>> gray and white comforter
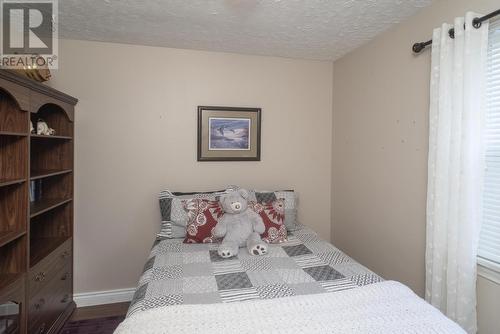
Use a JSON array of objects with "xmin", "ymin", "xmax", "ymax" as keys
[
  {"xmin": 127, "ymin": 225, "xmax": 383, "ymax": 317},
  {"xmin": 117, "ymin": 281, "xmax": 464, "ymax": 334}
]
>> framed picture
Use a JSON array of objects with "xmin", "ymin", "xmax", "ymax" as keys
[{"xmin": 197, "ymin": 106, "xmax": 261, "ymax": 161}]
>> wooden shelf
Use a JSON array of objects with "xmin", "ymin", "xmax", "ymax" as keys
[
  {"xmin": 0, "ymin": 230, "xmax": 26, "ymax": 248},
  {"xmin": 0, "ymin": 131, "xmax": 28, "ymax": 137},
  {"xmin": 0, "ymin": 273, "xmax": 23, "ymax": 291},
  {"xmin": 30, "ymin": 169, "xmax": 72, "ymax": 180},
  {"xmin": 30, "ymin": 237, "xmax": 69, "ymax": 267},
  {"xmin": 0, "ymin": 178, "xmax": 25, "ymax": 188},
  {"xmin": 1, "ymin": 69, "xmax": 77, "ymax": 334},
  {"xmin": 30, "ymin": 198, "xmax": 72, "ymax": 218},
  {"xmin": 0, "ymin": 136, "xmax": 27, "ymax": 185},
  {"xmin": 31, "ymin": 134, "xmax": 72, "ymax": 140}
]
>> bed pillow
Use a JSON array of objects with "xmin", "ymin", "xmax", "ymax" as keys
[
  {"xmin": 183, "ymin": 199, "xmax": 224, "ymax": 243},
  {"xmin": 158, "ymin": 189, "xmax": 229, "ymax": 239},
  {"xmin": 248, "ymin": 189, "xmax": 298, "ymax": 231},
  {"xmin": 249, "ymin": 199, "xmax": 288, "ymax": 244}
]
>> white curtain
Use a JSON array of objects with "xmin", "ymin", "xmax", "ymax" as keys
[{"xmin": 426, "ymin": 12, "xmax": 489, "ymax": 334}]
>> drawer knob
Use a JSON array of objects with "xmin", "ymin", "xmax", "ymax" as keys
[
  {"xmin": 61, "ymin": 294, "xmax": 70, "ymax": 303},
  {"xmin": 37, "ymin": 322, "xmax": 46, "ymax": 334},
  {"xmin": 61, "ymin": 272, "xmax": 70, "ymax": 281},
  {"xmin": 34, "ymin": 298, "xmax": 45, "ymax": 310},
  {"xmin": 34, "ymin": 271, "xmax": 46, "ymax": 282}
]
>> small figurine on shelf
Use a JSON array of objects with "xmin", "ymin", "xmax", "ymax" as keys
[
  {"xmin": 30, "ymin": 121, "xmax": 35, "ymax": 134},
  {"xmin": 36, "ymin": 119, "xmax": 55, "ymax": 135}
]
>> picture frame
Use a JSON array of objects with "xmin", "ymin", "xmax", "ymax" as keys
[{"xmin": 197, "ymin": 106, "xmax": 261, "ymax": 161}]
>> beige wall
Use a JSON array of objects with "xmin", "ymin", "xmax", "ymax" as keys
[
  {"xmin": 332, "ymin": 0, "xmax": 500, "ymax": 333},
  {"xmin": 48, "ymin": 39, "xmax": 333, "ymax": 294}
]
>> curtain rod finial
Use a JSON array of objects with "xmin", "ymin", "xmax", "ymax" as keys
[{"xmin": 413, "ymin": 42, "xmax": 426, "ymax": 53}]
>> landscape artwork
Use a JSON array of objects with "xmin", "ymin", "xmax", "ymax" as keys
[
  {"xmin": 208, "ymin": 117, "xmax": 251, "ymax": 150},
  {"xmin": 197, "ymin": 106, "xmax": 261, "ymax": 161}
]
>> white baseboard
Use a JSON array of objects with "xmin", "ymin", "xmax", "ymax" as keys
[{"xmin": 74, "ymin": 288, "xmax": 135, "ymax": 307}]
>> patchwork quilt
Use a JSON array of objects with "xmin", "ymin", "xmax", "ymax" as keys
[{"xmin": 127, "ymin": 225, "xmax": 383, "ymax": 317}]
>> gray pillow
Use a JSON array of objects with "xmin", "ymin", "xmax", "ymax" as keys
[{"xmin": 158, "ymin": 189, "xmax": 229, "ymax": 239}]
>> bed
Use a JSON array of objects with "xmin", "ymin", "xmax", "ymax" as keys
[{"xmin": 115, "ymin": 224, "xmax": 464, "ymax": 334}]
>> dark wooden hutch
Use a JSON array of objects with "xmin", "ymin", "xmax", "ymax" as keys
[{"xmin": 0, "ymin": 70, "xmax": 77, "ymax": 334}]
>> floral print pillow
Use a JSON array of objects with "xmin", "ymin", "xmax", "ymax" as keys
[
  {"xmin": 249, "ymin": 199, "xmax": 288, "ymax": 244},
  {"xmin": 183, "ymin": 198, "xmax": 287, "ymax": 244},
  {"xmin": 182, "ymin": 199, "xmax": 224, "ymax": 243}
]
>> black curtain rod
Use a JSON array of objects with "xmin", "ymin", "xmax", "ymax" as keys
[{"xmin": 412, "ymin": 8, "xmax": 500, "ymax": 54}]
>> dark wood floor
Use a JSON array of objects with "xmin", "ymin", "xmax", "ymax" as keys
[{"xmin": 69, "ymin": 302, "xmax": 130, "ymax": 321}]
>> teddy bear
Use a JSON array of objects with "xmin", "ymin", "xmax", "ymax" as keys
[{"xmin": 213, "ymin": 189, "xmax": 268, "ymax": 258}]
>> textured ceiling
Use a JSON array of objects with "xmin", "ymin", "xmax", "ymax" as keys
[{"xmin": 59, "ymin": 0, "xmax": 432, "ymax": 61}]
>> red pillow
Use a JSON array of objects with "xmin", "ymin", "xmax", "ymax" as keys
[
  {"xmin": 183, "ymin": 198, "xmax": 287, "ymax": 244},
  {"xmin": 249, "ymin": 199, "xmax": 287, "ymax": 244},
  {"xmin": 183, "ymin": 199, "xmax": 224, "ymax": 243}
]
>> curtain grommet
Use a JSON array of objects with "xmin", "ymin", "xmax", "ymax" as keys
[{"xmin": 448, "ymin": 28, "xmax": 455, "ymax": 39}]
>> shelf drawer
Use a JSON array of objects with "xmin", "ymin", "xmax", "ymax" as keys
[
  {"xmin": 28, "ymin": 264, "xmax": 72, "ymax": 334},
  {"xmin": 29, "ymin": 238, "xmax": 71, "ymax": 297}
]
